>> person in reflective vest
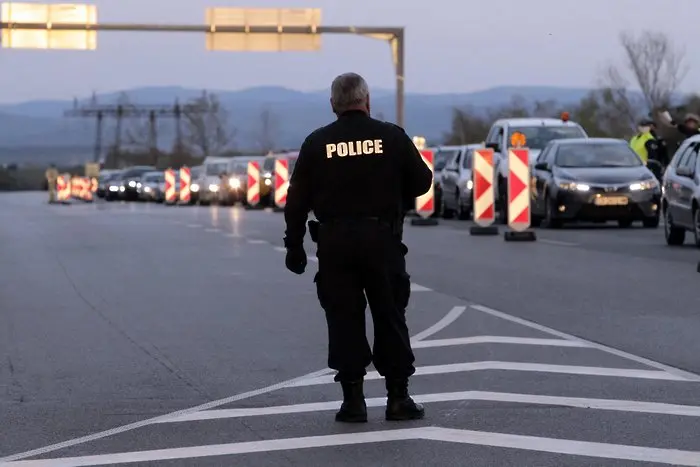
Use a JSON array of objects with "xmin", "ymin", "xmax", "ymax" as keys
[
  {"xmin": 630, "ymin": 118, "xmax": 666, "ymax": 181},
  {"xmin": 45, "ymin": 164, "xmax": 59, "ymax": 203}
]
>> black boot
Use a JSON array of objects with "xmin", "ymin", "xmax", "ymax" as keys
[
  {"xmin": 335, "ymin": 381, "xmax": 368, "ymax": 423},
  {"xmin": 385, "ymin": 378, "xmax": 425, "ymax": 421}
]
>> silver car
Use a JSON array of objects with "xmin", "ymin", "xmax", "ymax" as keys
[
  {"xmin": 138, "ymin": 171, "xmax": 165, "ymax": 202},
  {"xmin": 437, "ymin": 144, "xmax": 481, "ymax": 220}
]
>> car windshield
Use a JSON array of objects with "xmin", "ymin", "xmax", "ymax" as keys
[
  {"xmin": 206, "ymin": 163, "xmax": 228, "ymax": 175},
  {"xmin": 508, "ymin": 126, "xmax": 586, "ymax": 150},
  {"xmin": 461, "ymin": 150, "xmax": 473, "ymax": 168},
  {"xmin": 121, "ymin": 167, "xmax": 154, "ymax": 178},
  {"xmin": 434, "ymin": 150, "xmax": 457, "ymax": 171},
  {"xmin": 555, "ymin": 143, "xmax": 643, "ymax": 168},
  {"xmin": 263, "ymin": 158, "xmax": 275, "ymax": 171}
]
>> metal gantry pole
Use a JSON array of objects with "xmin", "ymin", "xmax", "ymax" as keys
[{"xmin": 0, "ymin": 22, "xmax": 406, "ymax": 127}]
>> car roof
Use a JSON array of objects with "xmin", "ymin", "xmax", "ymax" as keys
[
  {"xmin": 435, "ymin": 144, "xmax": 481, "ymax": 151},
  {"xmin": 554, "ymin": 138, "xmax": 627, "ymax": 145},
  {"xmin": 494, "ymin": 118, "xmax": 581, "ymax": 127}
]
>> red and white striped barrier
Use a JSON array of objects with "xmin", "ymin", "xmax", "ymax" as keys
[
  {"xmin": 57, "ymin": 175, "xmax": 71, "ymax": 202},
  {"xmin": 164, "ymin": 169, "xmax": 177, "ymax": 204},
  {"xmin": 179, "ymin": 166, "xmax": 191, "ymax": 204},
  {"xmin": 415, "ymin": 150, "xmax": 435, "ymax": 218},
  {"xmin": 505, "ymin": 148, "xmax": 535, "ymax": 241},
  {"xmin": 274, "ymin": 158, "xmax": 289, "ymax": 209},
  {"xmin": 247, "ymin": 161, "xmax": 261, "ymax": 206},
  {"xmin": 472, "ymin": 148, "xmax": 495, "ymax": 226}
]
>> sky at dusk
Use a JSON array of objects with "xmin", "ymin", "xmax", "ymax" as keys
[{"xmin": 0, "ymin": 0, "xmax": 698, "ymax": 103}]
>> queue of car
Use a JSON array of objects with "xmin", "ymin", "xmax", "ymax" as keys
[
  {"xmin": 96, "ymin": 151, "xmax": 299, "ymax": 207},
  {"xmin": 430, "ymin": 113, "xmax": 700, "ymax": 248}
]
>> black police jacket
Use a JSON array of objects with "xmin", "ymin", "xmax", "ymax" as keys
[{"xmin": 283, "ymin": 110, "xmax": 433, "ymax": 248}]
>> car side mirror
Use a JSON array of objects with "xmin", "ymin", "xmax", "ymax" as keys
[
  {"xmin": 534, "ymin": 162, "xmax": 550, "ymax": 171},
  {"xmin": 485, "ymin": 142, "xmax": 500, "ymax": 152},
  {"xmin": 676, "ymin": 166, "xmax": 693, "ymax": 177}
]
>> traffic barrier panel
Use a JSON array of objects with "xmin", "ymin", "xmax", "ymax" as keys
[
  {"xmin": 469, "ymin": 148, "xmax": 498, "ymax": 236},
  {"xmin": 164, "ymin": 168, "xmax": 177, "ymax": 204},
  {"xmin": 71, "ymin": 176, "xmax": 81, "ymax": 199},
  {"xmin": 179, "ymin": 167, "xmax": 191, "ymax": 204},
  {"xmin": 81, "ymin": 177, "xmax": 93, "ymax": 202},
  {"xmin": 504, "ymin": 148, "xmax": 536, "ymax": 241},
  {"xmin": 246, "ymin": 161, "xmax": 261, "ymax": 208},
  {"xmin": 410, "ymin": 149, "xmax": 439, "ymax": 226},
  {"xmin": 90, "ymin": 177, "xmax": 98, "ymax": 193},
  {"xmin": 57, "ymin": 174, "xmax": 71, "ymax": 202},
  {"xmin": 274, "ymin": 158, "xmax": 289, "ymax": 211}
]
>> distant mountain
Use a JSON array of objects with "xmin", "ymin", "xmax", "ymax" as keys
[{"xmin": 0, "ymin": 85, "xmax": 593, "ymax": 165}]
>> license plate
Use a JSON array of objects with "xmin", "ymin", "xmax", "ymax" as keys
[{"xmin": 594, "ymin": 196, "xmax": 628, "ymax": 206}]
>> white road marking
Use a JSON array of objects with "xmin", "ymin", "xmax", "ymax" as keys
[
  {"xmin": 0, "ymin": 306, "xmax": 464, "ymax": 462},
  {"xmin": 538, "ymin": 239, "xmax": 578, "ymax": 246},
  {"xmin": 306, "ymin": 256, "xmax": 318, "ymax": 262},
  {"xmin": 204, "ymin": 228, "xmax": 220, "ymax": 233},
  {"xmin": 223, "ymin": 233, "xmax": 243, "ymax": 238},
  {"xmin": 273, "ymin": 246, "xmax": 286, "ymax": 252},
  {"xmin": 161, "ymin": 390, "xmax": 700, "ymax": 423},
  {"xmin": 410, "ymin": 306, "xmax": 466, "ymax": 342},
  {"xmin": 247, "ymin": 239, "xmax": 268, "ymax": 244},
  {"xmin": 186, "ymin": 224, "xmax": 201, "ymax": 228},
  {"xmin": 8, "ymin": 427, "xmax": 700, "ymax": 466},
  {"xmin": 411, "ymin": 336, "xmax": 591, "ymax": 349},
  {"xmin": 287, "ymin": 361, "xmax": 686, "ymax": 387},
  {"xmin": 410, "ymin": 283, "xmax": 432, "ymax": 291},
  {"xmin": 470, "ymin": 304, "xmax": 700, "ymax": 382}
]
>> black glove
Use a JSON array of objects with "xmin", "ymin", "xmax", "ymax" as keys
[
  {"xmin": 308, "ymin": 220, "xmax": 320, "ymax": 243},
  {"xmin": 285, "ymin": 246, "xmax": 307, "ymax": 274}
]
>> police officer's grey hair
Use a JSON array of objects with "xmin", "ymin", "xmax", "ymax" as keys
[{"xmin": 330, "ymin": 73, "xmax": 370, "ymax": 113}]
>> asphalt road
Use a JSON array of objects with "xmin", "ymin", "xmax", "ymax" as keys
[{"xmin": 1, "ymin": 192, "xmax": 700, "ymax": 466}]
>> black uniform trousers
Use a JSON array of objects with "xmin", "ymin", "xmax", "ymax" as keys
[{"xmin": 314, "ymin": 218, "xmax": 416, "ymax": 383}]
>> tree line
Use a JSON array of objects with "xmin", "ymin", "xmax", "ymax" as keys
[{"xmin": 443, "ymin": 30, "xmax": 696, "ymax": 150}]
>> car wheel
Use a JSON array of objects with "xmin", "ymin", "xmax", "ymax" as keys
[
  {"xmin": 543, "ymin": 193, "xmax": 561, "ymax": 229},
  {"xmin": 497, "ymin": 177, "xmax": 508, "ymax": 224},
  {"xmin": 618, "ymin": 219, "xmax": 633, "ymax": 228},
  {"xmin": 440, "ymin": 195, "xmax": 455, "ymax": 219},
  {"xmin": 693, "ymin": 206, "xmax": 700, "ymax": 248},
  {"xmin": 664, "ymin": 205, "xmax": 685, "ymax": 246},
  {"xmin": 456, "ymin": 195, "xmax": 471, "ymax": 220}
]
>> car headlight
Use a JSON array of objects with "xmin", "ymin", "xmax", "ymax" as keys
[
  {"xmin": 144, "ymin": 186, "xmax": 151, "ymax": 193},
  {"xmin": 229, "ymin": 178, "xmax": 241, "ymax": 189},
  {"xmin": 128, "ymin": 180, "xmax": 136, "ymax": 188},
  {"xmin": 119, "ymin": 186, "xmax": 125, "ymax": 192},
  {"xmin": 466, "ymin": 180, "xmax": 473, "ymax": 190},
  {"xmin": 264, "ymin": 178, "xmax": 272, "ymax": 186},
  {"xmin": 629, "ymin": 180, "xmax": 658, "ymax": 191},
  {"xmin": 264, "ymin": 172, "xmax": 272, "ymax": 178},
  {"xmin": 209, "ymin": 184, "xmax": 219, "ymax": 192},
  {"xmin": 190, "ymin": 183, "xmax": 199, "ymax": 192},
  {"xmin": 108, "ymin": 185, "xmax": 118, "ymax": 192},
  {"xmin": 558, "ymin": 180, "xmax": 590, "ymax": 192}
]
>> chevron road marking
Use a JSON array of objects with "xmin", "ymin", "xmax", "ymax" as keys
[
  {"xmin": 411, "ymin": 336, "xmax": 591, "ymax": 349},
  {"xmin": 286, "ymin": 361, "xmax": 687, "ymax": 388},
  {"xmin": 6, "ymin": 427, "xmax": 700, "ymax": 466},
  {"xmin": 160, "ymin": 389, "xmax": 700, "ymax": 423}
]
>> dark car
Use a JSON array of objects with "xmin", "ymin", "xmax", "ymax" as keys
[
  {"xmin": 531, "ymin": 138, "xmax": 661, "ymax": 228},
  {"xmin": 661, "ymin": 134, "xmax": 700, "ymax": 246},
  {"xmin": 119, "ymin": 166, "xmax": 156, "ymax": 201}
]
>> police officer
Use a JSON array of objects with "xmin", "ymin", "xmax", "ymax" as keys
[
  {"xmin": 283, "ymin": 72, "xmax": 432, "ymax": 423},
  {"xmin": 630, "ymin": 118, "xmax": 667, "ymax": 180},
  {"xmin": 45, "ymin": 164, "xmax": 59, "ymax": 203}
]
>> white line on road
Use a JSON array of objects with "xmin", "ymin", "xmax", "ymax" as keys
[
  {"xmin": 0, "ymin": 305, "xmax": 464, "ymax": 462},
  {"xmin": 223, "ymin": 233, "xmax": 243, "ymax": 238},
  {"xmin": 410, "ymin": 283, "xmax": 432, "ymax": 291},
  {"xmin": 287, "ymin": 361, "xmax": 686, "ymax": 387},
  {"xmin": 204, "ymin": 228, "xmax": 220, "ymax": 233},
  {"xmin": 8, "ymin": 427, "xmax": 700, "ymax": 466},
  {"xmin": 186, "ymin": 224, "xmax": 201, "ymax": 228},
  {"xmin": 247, "ymin": 239, "xmax": 268, "ymax": 244},
  {"xmin": 538, "ymin": 239, "xmax": 578, "ymax": 246},
  {"xmin": 161, "ymin": 390, "xmax": 700, "ymax": 423},
  {"xmin": 410, "ymin": 306, "xmax": 466, "ymax": 342},
  {"xmin": 411, "ymin": 336, "xmax": 591, "ymax": 349},
  {"xmin": 273, "ymin": 246, "xmax": 286, "ymax": 252},
  {"xmin": 469, "ymin": 304, "xmax": 700, "ymax": 383}
]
